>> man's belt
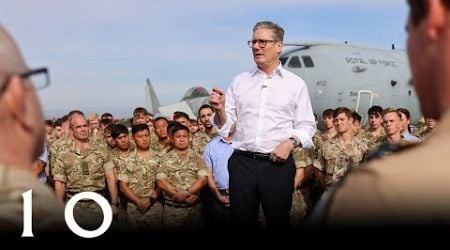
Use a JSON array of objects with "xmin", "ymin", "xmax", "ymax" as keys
[
  {"xmin": 165, "ymin": 200, "xmax": 195, "ymax": 208},
  {"xmin": 66, "ymin": 189, "xmax": 105, "ymax": 198},
  {"xmin": 234, "ymin": 149, "xmax": 271, "ymax": 160}
]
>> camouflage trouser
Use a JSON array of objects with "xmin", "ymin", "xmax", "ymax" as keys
[
  {"xmin": 127, "ymin": 202, "xmax": 163, "ymax": 231},
  {"xmin": 290, "ymin": 189, "xmax": 307, "ymax": 229},
  {"xmin": 162, "ymin": 202, "xmax": 203, "ymax": 231}
]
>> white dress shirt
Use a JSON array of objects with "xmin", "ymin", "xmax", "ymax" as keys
[{"xmin": 213, "ymin": 64, "xmax": 316, "ymax": 153}]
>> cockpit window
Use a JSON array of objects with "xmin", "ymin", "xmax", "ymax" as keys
[
  {"xmin": 280, "ymin": 57, "xmax": 288, "ymax": 66},
  {"xmin": 302, "ymin": 56, "xmax": 314, "ymax": 67},
  {"xmin": 288, "ymin": 56, "xmax": 302, "ymax": 68}
]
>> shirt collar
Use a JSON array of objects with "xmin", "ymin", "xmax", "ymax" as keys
[{"xmin": 250, "ymin": 62, "xmax": 284, "ymax": 78}]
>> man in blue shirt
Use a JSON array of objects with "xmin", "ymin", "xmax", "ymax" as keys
[{"xmin": 203, "ymin": 126, "xmax": 235, "ymax": 229}]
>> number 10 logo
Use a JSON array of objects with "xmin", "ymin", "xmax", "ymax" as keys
[{"xmin": 22, "ymin": 189, "xmax": 113, "ymax": 238}]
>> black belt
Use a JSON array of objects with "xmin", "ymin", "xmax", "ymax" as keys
[
  {"xmin": 234, "ymin": 149, "xmax": 271, "ymax": 160},
  {"xmin": 165, "ymin": 200, "xmax": 195, "ymax": 208}
]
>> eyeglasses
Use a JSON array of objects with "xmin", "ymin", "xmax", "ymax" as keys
[
  {"xmin": 0, "ymin": 67, "xmax": 50, "ymax": 97},
  {"xmin": 247, "ymin": 39, "xmax": 278, "ymax": 48}
]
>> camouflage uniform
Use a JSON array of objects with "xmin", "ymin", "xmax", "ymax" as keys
[
  {"xmin": 315, "ymin": 137, "xmax": 368, "ymax": 189},
  {"xmin": 150, "ymin": 135, "xmax": 170, "ymax": 154},
  {"xmin": 104, "ymin": 148, "xmax": 132, "ymax": 223},
  {"xmin": 0, "ymin": 164, "xmax": 65, "ymax": 233},
  {"xmin": 206, "ymin": 127, "xmax": 218, "ymax": 140},
  {"xmin": 118, "ymin": 149, "xmax": 163, "ymax": 230},
  {"xmin": 290, "ymin": 188, "xmax": 308, "ymax": 229},
  {"xmin": 156, "ymin": 149, "xmax": 208, "ymax": 231},
  {"xmin": 48, "ymin": 136, "xmax": 72, "ymax": 177},
  {"xmin": 191, "ymin": 131, "xmax": 211, "ymax": 155},
  {"xmin": 362, "ymin": 127, "xmax": 386, "ymax": 153},
  {"xmin": 290, "ymin": 146, "xmax": 309, "ymax": 227},
  {"xmin": 52, "ymin": 138, "xmax": 111, "ymax": 226},
  {"xmin": 414, "ymin": 126, "xmax": 434, "ymax": 140},
  {"xmin": 367, "ymin": 136, "xmax": 411, "ymax": 159}
]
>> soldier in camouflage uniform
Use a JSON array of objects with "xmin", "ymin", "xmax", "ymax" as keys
[
  {"xmin": 151, "ymin": 117, "xmax": 171, "ymax": 153},
  {"xmin": 366, "ymin": 108, "xmax": 411, "ymax": 159},
  {"xmin": 90, "ymin": 118, "xmax": 115, "ymax": 152},
  {"xmin": 414, "ymin": 116, "xmax": 438, "ymax": 140},
  {"xmin": 173, "ymin": 111, "xmax": 211, "ymax": 155},
  {"xmin": 315, "ymin": 107, "xmax": 368, "ymax": 189},
  {"xmin": 156, "ymin": 124, "xmax": 208, "ymax": 231},
  {"xmin": 88, "ymin": 112, "xmax": 101, "ymax": 138},
  {"xmin": 290, "ymin": 147, "xmax": 310, "ymax": 228},
  {"xmin": 132, "ymin": 107, "xmax": 150, "ymax": 126},
  {"xmin": 0, "ymin": 25, "xmax": 65, "ymax": 233},
  {"xmin": 319, "ymin": 109, "xmax": 337, "ymax": 142},
  {"xmin": 362, "ymin": 105, "xmax": 386, "ymax": 152},
  {"xmin": 53, "ymin": 112, "xmax": 119, "ymax": 227},
  {"xmin": 118, "ymin": 124, "xmax": 163, "ymax": 231},
  {"xmin": 103, "ymin": 124, "xmax": 133, "ymax": 223},
  {"xmin": 351, "ymin": 111, "xmax": 365, "ymax": 140}
]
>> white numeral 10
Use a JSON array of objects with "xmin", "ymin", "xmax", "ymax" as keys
[{"xmin": 22, "ymin": 190, "xmax": 113, "ymax": 238}]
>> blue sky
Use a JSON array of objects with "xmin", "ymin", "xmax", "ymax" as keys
[{"xmin": 0, "ymin": 0, "xmax": 408, "ymax": 118}]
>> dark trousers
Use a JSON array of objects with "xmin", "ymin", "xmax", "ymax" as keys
[
  {"xmin": 208, "ymin": 192, "xmax": 231, "ymax": 230},
  {"xmin": 228, "ymin": 152, "xmax": 296, "ymax": 230}
]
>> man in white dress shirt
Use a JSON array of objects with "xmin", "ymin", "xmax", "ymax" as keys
[{"xmin": 209, "ymin": 21, "xmax": 316, "ymax": 230}]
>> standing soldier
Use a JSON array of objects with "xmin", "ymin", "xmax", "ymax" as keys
[
  {"xmin": 366, "ymin": 108, "xmax": 411, "ymax": 159},
  {"xmin": 151, "ymin": 117, "xmax": 171, "ymax": 153},
  {"xmin": 104, "ymin": 124, "xmax": 133, "ymax": 223},
  {"xmin": 363, "ymin": 105, "xmax": 386, "ymax": 153},
  {"xmin": 414, "ymin": 116, "xmax": 438, "ymax": 140},
  {"xmin": 156, "ymin": 124, "xmax": 208, "ymax": 231},
  {"xmin": 118, "ymin": 124, "xmax": 163, "ymax": 231},
  {"xmin": 53, "ymin": 112, "xmax": 118, "ymax": 226},
  {"xmin": 315, "ymin": 107, "xmax": 367, "ymax": 189}
]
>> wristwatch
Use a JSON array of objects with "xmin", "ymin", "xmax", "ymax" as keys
[{"xmin": 288, "ymin": 137, "xmax": 300, "ymax": 147}]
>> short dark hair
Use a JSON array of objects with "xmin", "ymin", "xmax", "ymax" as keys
[
  {"xmin": 170, "ymin": 123, "xmax": 189, "ymax": 137},
  {"xmin": 173, "ymin": 111, "xmax": 190, "ymax": 121},
  {"xmin": 368, "ymin": 105, "xmax": 383, "ymax": 116},
  {"xmin": 397, "ymin": 108, "xmax": 411, "ymax": 120},
  {"xmin": 153, "ymin": 116, "xmax": 169, "ymax": 125},
  {"xmin": 351, "ymin": 111, "xmax": 362, "ymax": 123},
  {"xmin": 110, "ymin": 124, "xmax": 129, "ymax": 139},
  {"xmin": 333, "ymin": 107, "xmax": 352, "ymax": 119},
  {"xmin": 101, "ymin": 112, "xmax": 113, "ymax": 119},
  {"xmin": 100, "ymin": 117, "xmax": 114, "ymax": 127},
  {"xmin": 131, "ymin": 123, "xmax": 149, "ymax": 135},
  {"xmin": 133, "ymin": 107, "xmax": 148, "ymax": 116},
  {"xmin": 198, "ymin": 104, "xmax": 214, "ymax": 116},
  {"xmin": 45, "ymin": 119, "xmax": 54, "ymax": 127},
  {"xmin": 53, "ymin": 118, "xmax": 62, "ymax": 128},
  {"xmin": 322, "ymin": 109, "xmax": 334, "ymax": 118}
]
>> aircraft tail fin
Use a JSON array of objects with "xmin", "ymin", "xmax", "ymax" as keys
[{"xmin": 145, "ymin": 78, "xmax": 161, "ymax": 115}]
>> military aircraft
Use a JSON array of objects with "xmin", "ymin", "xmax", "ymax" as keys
[
  {"xmin": 145, "ymin": 78, "xmax": 209, "ymax": 119},
  {"xmin": 145, "ymin": 42, "xmax": 420, "ymax": 124},
  {"xmin": 280, "ymin": 42, "xmax": 420, "ymax": 124}
]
